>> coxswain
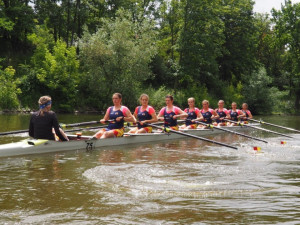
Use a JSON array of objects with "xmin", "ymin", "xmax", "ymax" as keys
[
  {"xmin": 29, "ymin": 96, "xmax": 69, "ymax": 141},
  {"xmin": 213, "ymin": 100, "xmax": 229, "ymax": 126},
  {"xmin": 129, "ymin": 94, "xmax": 158, "ymax": 134},
  {"xmin": 227, "ymin": 102, "xmax": 245, "ymax": 125},
  {"xmin": 241, "ymin": 103, "xmax": 253, "ymax": 124},
  {"xmin": 157, "ymin": 95, "xmax": 187, "ymax": 130},
  {"xmin": 198, "ymin": 100, "xmax": 219, "ymax": 128},
  {"xmin": 179, "ymin": 97, "xmax": 203, "ymax": 129},
  {"xmin": 92, "ymin": 93, "xmax": 136, "ymax": 139}
]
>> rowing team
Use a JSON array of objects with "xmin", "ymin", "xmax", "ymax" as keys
[
  {"xmin": 29, "ymin": 94, "xmax": 252, "ymax": 142},
  {"xmin": 91, "ymin": 93, "xmax": 252, "ymax": 139}
]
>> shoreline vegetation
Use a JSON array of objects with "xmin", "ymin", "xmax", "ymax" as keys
[
  {"xmin": 1, "ymin": 1, "xmax": 300, "ymax": 115},
  {"xmin": 0, "ymin": 110, "xmax": 284, "ymax": 116}
]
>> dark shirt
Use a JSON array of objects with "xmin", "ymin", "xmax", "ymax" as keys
[{"xmin": 29, "ymin": 111, "xmax": 68, "ymax": 141}]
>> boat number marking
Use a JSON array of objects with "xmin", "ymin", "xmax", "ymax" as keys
[{"xmin": 86, "ymin": 141, "xmax": 95, "ymax": 150}]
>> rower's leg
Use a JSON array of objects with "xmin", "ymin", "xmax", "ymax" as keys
[
  {"xmin": 128, "ymin": 127, "xmax": 138, "ymax": 134},
  {"xmin": 93, "ymin": 129, "xmax": 105, "ymax": 139},
  {"xmin": 101, "ymin": 130, "xmax": 116, "ymax": 139},
  {"xmin": 179, "ymin": 124, "xmax": 186, "ymax": 129},
  {"xmin": 136, "ymin": 128, "xmax": 147, "ymax": 134}
]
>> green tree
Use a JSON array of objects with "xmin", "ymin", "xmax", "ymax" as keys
[
  {"xmin": 79, "ymin": 9, "xmax": 157, "ymax": 110},
  {"xmin": 19, "ymin": 25, "xmax": 80, "ymax": 111},
  {"xmin": 242, "ymin": 67, "xmax": 280, "ymax": 114},
  {"xmin": 178, "ymin": 0, "xmax": 225, "ymax": 90},
  {"xmin": 272, "ymin": 0, "xmax": 300, "ymax": 111},
  {"xmin": 254, "ymin": 13, "xmax": 285, "ymax": 88},
  {"xmin": 0, "ymin": 66, "xmax": 21, "ymax": 110},
  {"xmin": 0, "ymin": 0, "xmax": 35, "ymax": 67},
  {"xmin": 218, "ymin": 0, "xmax": 257, "ymax": 83}
]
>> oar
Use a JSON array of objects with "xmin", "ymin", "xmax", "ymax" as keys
[
  {"xmin": 194, "ymin": 121, "xmax": 268, "ymax": 143},
  {"xmin": 145, "ymin": 123, "xmax": 238, "ymax": 150},
  {"xmin": 60, "ymin": 120, "xmax": 115, "ymax": 128},
  {"xmin": 223, "ymin": 119, "xmax": 293, "ymax": 138},
  {"xmin": 64, "ymin": 125, "xmax": 109, "ymax": 133},
  {"xmin": 249, "ymin": 118, "xmax": 300, "ymax": 133},
  {"xmin": 0, "ymin": 129, "xmax": 29, "ymax": 136},
  {"xmin": 0, "ymin": 120, "xmax": 112, "ymax": 136}
]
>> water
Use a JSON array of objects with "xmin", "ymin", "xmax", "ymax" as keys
[{"xmin": 0, "ymin": 114, "xmax": 300, "ymax": 224}]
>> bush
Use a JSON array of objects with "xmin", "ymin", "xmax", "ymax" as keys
[
  {"xmin": 242, "ymin": 67, "xmax": 276, "ymax": 114},
  {"xmin": 0, "ymin": 66, "xmax": 21, "ymax": 110}
]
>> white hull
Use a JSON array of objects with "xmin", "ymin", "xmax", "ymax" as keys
[{"xmin": 0, "ymin": 125, "xmax": 256, "ymax": 157}]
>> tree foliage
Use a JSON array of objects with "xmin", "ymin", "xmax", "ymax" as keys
[
  {"xmin": 272, "ymin": 0, "xmax": 300, "ymax": 111},
  {"xmin": 0, "ymin": 66, "xmax": 21, "ymax": 110},
  {"xmin": 79, "ymin": 9, "xmax": 157, "ymax": 109},
  {"xmin": 19, "ymin": 25, "xmax": 80, "ymax": 112},
  {"xmin": 0, "ymin": 0, "xmax": 299, "ymax": 114}
]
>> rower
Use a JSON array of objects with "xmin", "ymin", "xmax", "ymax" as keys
[
  {"xmin": 227, "ymin": 102, "xmax": 245, "ymax": 126},
  {"xmin": 213, "ymin": 100, "xmax": 229, "ymax": 126},
  {"xmin": 29, "ymin": 96, "xmax": 69, "ymax": 141},
  {"xmin": 179, "ymin": 97, "xmax": 203, "ymax": 129},
  {"xmin": 92, "ymin": 93, "xmax": 136, "ymax": 139},
  {"xmin": 198, "ymin": 100, "xmax": 219, "ymax": 128},
  {"xmin": 241, "ymin": 103, "xmax": 253, "ymax": 124},
  {"xmin": 129, "ymin": 94, "xmax": 158, "ymax": 134},
  {"xmin": 157, "ymin": 95, "xmax": 187, "ymax": 130}
]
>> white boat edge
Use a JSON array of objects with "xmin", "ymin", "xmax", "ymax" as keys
[{"xmin": 0, "ymin": 125, "xmax": 258, "ymax": 158}]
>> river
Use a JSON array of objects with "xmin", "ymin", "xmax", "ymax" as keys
[{"xmin": 0, "ymin": 114, "xmax": 299, "ymax": 224}]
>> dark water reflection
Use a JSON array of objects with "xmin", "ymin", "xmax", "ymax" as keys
[{"xmin": 0, "ymin": 114, "xmax": 300, "ymax": 224}]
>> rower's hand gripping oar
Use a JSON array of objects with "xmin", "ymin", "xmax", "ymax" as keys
[
  {"xmin": 249, "ymin": 118, "xmax": 300, "ymax": 133},
  {"xmin": 194, "ymin": 120, "xmax": 268, "ymax": 143},
  {"xmin": 144, "ymin": 123, "xmax": 238, "ymax": 150},
  {"xmin": 223, "ymin": 119, "xmax": 293, "ymax": 139}
]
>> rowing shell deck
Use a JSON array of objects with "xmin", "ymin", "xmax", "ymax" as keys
[{"xmin": 0, "ymin": 125, "xmax": 257, "ymax": 157}]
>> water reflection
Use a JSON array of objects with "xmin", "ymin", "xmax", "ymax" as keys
[{"xmin": 0, "ymin": 115, "xmax": 300, "ymax": 224}]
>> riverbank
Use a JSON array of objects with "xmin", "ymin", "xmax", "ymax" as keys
[{"xmin": 0, "ymin": 110, "xmax": 292, "ymax": 116}]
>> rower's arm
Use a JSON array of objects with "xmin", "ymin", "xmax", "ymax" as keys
[
  {"xmin": 173, "ymin": 109, "xmax": 188, "ymax": 119},
  {"xmin": 157, "ymin": 111, "xmax": 164, "ymax": 121},
  {"xmin": 248, "ymin": 111, "xmax": 253, "ymax": 119},
  {"xmin": 100, "ymin": 110, "xmax": 110, "ymax": 124},
  {"xmin": 144, "ymin": 112, "xmax": 158, "ymax": 124},
  {"xmin": 123, "ymin": 110, "xmax": 136, "ymax": 123},
  {"xmin": 225, "ymin": 112, "xmax": 231, "ymax": 119},
  {"xmin": 212, "ymin": 110, "xmax": 219, "ymax": 119},
  {"xmin": 238, "ymin": 111, "xmax": 246, "ymax": 118},
  {"xmin": 29, "ymin": 116, "xmax": 34, "ymax": 138},
  {"xmin": 194, "ymin": 112, "xmax": 204, "ymax": 121}
]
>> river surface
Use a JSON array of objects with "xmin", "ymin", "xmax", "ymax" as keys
[{"xmin": 0, "ymin": 114, "xmax": 299, "ymax": 224}]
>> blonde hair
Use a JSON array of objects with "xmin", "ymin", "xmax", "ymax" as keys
[
  {"xmin": 202, "ymin": 100, "xmax": 209, "ymax": 105},
  {"xmin": 38, "ymin": 96, "xmax": 51, "ymax": 105},
  {"xmin": 218, "ymin": 100, "xmax": 224, "ymax": 104},
  {"xmin": 38, "ymin": 96, "xmax": 52, "ymax": 116},
  {"xmin": 139, "ymin": 93, "xmax": 149, "ymax": 101},
  {"xmin": 188, "ymin": 97, "xmax": 195, "ymax": 103}
]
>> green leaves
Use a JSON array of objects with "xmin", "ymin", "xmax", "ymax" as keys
[
  {"xmin": 79, "ymin": 9, "xmax": 157, "ymax": 109},
  {"xmin": 20, "ymin": 25, "xmax": 80, "ymax": 112},
  {"xmin": 0, "ymin": 66, "xmax": 21, "ymax": 110}
]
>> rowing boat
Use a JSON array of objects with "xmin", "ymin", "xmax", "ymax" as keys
[{"xmin": 0, "ymin": 125, "xmax": 258, "ymax": 157}]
